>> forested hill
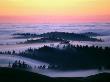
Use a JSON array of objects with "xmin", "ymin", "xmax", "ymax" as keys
[
  {"xmin": 13, "ymin": 32, "xmax": 102, "ymax": 41},
  {"xmin": 38, "ymin": 32, "xmax": 101, "ymax": 41},
  {"xmin": 1, "ymin": 45, "xmax": 110, "ymax": 70}
]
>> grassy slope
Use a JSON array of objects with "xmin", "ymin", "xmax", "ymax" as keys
[{"xmin": 0, "ymin": 67, "xmax": 110, "ymax": 82}]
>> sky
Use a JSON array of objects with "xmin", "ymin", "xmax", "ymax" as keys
[{"xmin": 0, "ymin": 0, "xmax": 110, "ymax": 23}]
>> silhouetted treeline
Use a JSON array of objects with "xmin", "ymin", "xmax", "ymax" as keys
[
  {"xmin": 13, "ymin": 32, "xmax": 102, "ymax": 41},
  {"xmin": 11, "ymin": 60, "xmax": 32, "ymax": 69},
  {"xmin": 0, "ymin": 50, "xmax": 16, "ymax": 55},
  {"xmin": 23, "ymin": 37, "xmax": 64, "ymax": 44},
  {"xmin": 38, "ymin": 32, "xmax": 102, "ymax": 41},
  {"xmin": 12, "ymin": 33, "xmax": 37, "ymax": 39},
  {"xmin": 81, "ymin": 32, "xmax": 101, "ymax": 37},
  {"xmin": 1, "ymin": 45, "xmax": 110, "ymax": 70}
]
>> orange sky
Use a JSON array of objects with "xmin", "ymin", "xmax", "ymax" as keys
[{"xmin": 0, "ymin": 0, "xmax": 110, "ymax": 23}]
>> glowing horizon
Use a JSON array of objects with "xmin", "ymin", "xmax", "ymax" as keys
[{"xmin": 0, "ymin": 0, "xmax": 110, "ymax": 23}]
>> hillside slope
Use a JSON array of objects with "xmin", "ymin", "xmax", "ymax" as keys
[{"xmin": 0, "ymin": 67, "xmax": 110, "ymax": 82}]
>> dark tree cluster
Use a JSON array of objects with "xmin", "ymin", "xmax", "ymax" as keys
[
  {"xmin": 12, "ymin": 33, "xmax": 38, "ymax": 39},
  {"xmin": 0, "ymin": 50, "xmax": 16, "ymax": 55},
  {"xmin": 18, "ymin": 45, "xmax": 110, "ymax": 70},
  {"xmin": 12, "ymin": 60, "xmax": 32, "ymax": 69},
  {"xmin": 23, "ymin": 37, "xmax": 64, "ymax": 44},
  {"xmin": 1, "ymin": 45, "xmax": 110, "ymax": 70},
  {"xmin": 81, "ymin": 32, "xmax": 101, "ymax": 37},
  {"xmin": 38, "ymin": 32, "xmax": 102, "ymax": 41},
  {"xmin": 12, "ymin": 32, "xmax": 102, "ymax": 42}
]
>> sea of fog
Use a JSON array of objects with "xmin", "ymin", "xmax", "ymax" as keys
[
  {"xmin": 0, "ymin": 23, "xmax": 110, "ymax": 77},
  {"xmin": 0, "ymin": 23, "xmax": 110, "ymax": 51}
]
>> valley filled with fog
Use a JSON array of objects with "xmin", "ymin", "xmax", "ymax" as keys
[
  {"xmin": 0, "ymin": 23, "xmax": 110, "ymax": 51},
  {"xmin": 0, "ymin": 23, "xmax": 110, "ymax": 77}
]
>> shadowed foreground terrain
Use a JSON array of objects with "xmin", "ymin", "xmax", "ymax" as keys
[{"xmin": 0, "ymin": 67, "xmax": 110, "ymax": 82}]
